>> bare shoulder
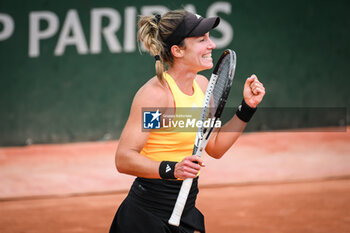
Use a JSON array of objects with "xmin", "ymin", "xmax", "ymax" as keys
[
  {"xmin": 195, "ymin": 74, "xmax": 209, "ymax": 93},
  {"xmin": 133, "ymin": 76, "xmax": 170, "ymax": 109}
]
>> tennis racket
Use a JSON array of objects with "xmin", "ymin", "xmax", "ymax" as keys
[{"xmin": 168, "ymin": 49, "xmax": 237, "ymax": 226}]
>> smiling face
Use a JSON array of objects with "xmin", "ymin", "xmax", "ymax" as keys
[{"xmin": 178, "ymin": 32, "xmax": 216, "ymax": 72}]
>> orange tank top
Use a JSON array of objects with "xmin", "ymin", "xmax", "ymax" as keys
[{"xmin": 140, "ymin": 73, "xmax": 205, "ymax": 162}]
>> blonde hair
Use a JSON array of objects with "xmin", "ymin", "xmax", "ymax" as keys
[{"xmin": 137, "ymin": 10, "xmax": 187, "ymax": 84}]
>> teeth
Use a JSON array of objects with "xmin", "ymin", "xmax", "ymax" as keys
[{"xmin": 203, "ymin": 54, "xmax": 211, "ymax": 58}]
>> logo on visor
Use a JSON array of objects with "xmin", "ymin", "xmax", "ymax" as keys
[
  {"xmin": 195, "ymin": 14, "xmax": 202, "ymax": 19},
  {"xmin": 143, "ymin": 110, "xmax": 161, "ymax": 129}
]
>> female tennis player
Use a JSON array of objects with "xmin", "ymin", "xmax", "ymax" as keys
[{"xmin": 109, "ymin": 10, "xmax": 265, "ymax": 233}]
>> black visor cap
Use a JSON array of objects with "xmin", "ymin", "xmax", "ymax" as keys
[{"xmin": 165, "ymin": 12, "xmax": 220, "ymax": 47}]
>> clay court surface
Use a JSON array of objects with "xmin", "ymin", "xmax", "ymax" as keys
[{"xmin": 1, "ymin": 128, "xmax": 350, "ymax": 232}]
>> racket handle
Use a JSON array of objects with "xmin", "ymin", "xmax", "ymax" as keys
[{"xmin": 168, "ymin": 178, "xmax": 193, "ymax": 226}]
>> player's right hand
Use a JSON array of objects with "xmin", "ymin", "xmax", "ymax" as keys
[{"xmin": 174, "ymin": 156, "xmax": 205, "ymax": 179}]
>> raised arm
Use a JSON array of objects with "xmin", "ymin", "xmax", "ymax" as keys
[{"xmin": 205, "ymin": 74, "xmax": 265, "ymax": 159}]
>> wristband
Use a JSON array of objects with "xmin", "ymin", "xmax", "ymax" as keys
[
  {"xmin": 159, "ymin": 161, "xmax": 177, "ymax": 179},
  {"xmin": 236, "ymin": 99, "xmax": 257, "ymax": 122}
]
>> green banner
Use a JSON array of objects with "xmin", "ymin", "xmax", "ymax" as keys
[{"xmin": 1, "ymin": 0, "xmax": 349, "ymax": 146}]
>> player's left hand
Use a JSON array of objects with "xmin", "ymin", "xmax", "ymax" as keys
[{"xmin": 243, "ymin": 74, "xmax": 265, "ymax": 108}]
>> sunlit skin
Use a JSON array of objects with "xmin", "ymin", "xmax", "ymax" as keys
[
  {"xmin": 180, "ymin": 32, "xmax": 216, "ymax": 72},
  {"xmin": 167, "ymin": 32, "xmax": 216, "ymax": 95}
]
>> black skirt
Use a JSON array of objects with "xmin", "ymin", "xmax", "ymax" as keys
[{"xmin": 109, "ymin": 177, "xmax": 205, "ymax": 233}]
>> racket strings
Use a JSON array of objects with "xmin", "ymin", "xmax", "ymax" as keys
[
  {"xmin": 199, "ymin": 51, "xmax": 233, "ymax": 131},
  {"xmin": 213, "ymin": 55, "xmax": 231, "ymax": 108}
]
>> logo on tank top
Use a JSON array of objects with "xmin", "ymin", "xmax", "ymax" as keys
[{"xmin": 143, "ymin": 110, "xmax": 161, "ymax": 129}]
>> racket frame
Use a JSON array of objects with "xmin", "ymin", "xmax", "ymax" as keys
[{"xmin": 168, "ymin": 49, "xmax": 236, "ymax": 227}]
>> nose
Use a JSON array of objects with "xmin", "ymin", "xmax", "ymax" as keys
[{"xmin": 208, "ymin": 37, "xmax": 216, "ymax": 49}]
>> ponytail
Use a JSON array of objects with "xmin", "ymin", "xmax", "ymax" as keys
[{"xmin": 137, "ymin": 10, "xmax": 187, "ymax": 84}]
